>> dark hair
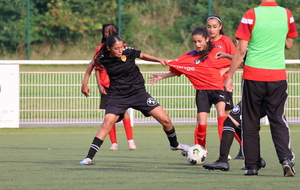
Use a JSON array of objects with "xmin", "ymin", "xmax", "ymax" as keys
[
  {"xmin": 206, "ymin": 14, "xmax": 225, "ymax": 35},
  {"xmin": 191, "ymin": 27, "xmax": 214, "ymax": 61},
  {"xmin": 94, "ymin": 34, "xmax": 123, "ymax": 66},
  {"xmin": 101, "ymin": 24, "xmax": 119, "ymax": 43}
]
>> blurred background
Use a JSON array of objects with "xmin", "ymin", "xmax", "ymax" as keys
[{"xmin": 1, "ymin": 0, "xmax": 300, "ymax": 61}]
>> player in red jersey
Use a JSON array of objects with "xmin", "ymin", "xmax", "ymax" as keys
[
  {"xmin": 150, "ymin": 27, "xmax": 230, "ymax": 151},
  {"xmin": 81, "ymin": 24, "xmax": 136, "ymax": 151},
  {"xmin": 206, "ymin": 14, "xmax": 243, "ymax": 160}
]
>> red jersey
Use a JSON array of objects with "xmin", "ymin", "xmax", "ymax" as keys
[
  {"xmin": 94, "ymin": 43, "xmax": 110, "ymax": 88},
  {"xmin": 211, "ymin": 35, "xmax": 236, "ymax": 81},
  {"xmin": 168, "ymin": 50, "xmax": 230, "ymax": 90}
]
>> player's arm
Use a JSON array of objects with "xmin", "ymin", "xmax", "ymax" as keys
[
  {"xmin": 285, "ymin": 38, "xmax": 294, "ymax": 50},
  {"xmin": 149, "ymin": 72, "xmax": 176, "ymax": 85},
  {"xmin": 139, "ymin": 53, "xmax": 169, "ymax": 65},
  {"xmin": 95, "ymin": 69, "xmax": 107, "ymax": 95},
  {"xmin": 81, "ymin": 60, "xmax": 94, "ymax": 97}
]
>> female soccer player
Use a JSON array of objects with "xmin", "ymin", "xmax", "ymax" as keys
[
  {"xmin": 81, "ymin": 24, "xmax": 136, "ymax": 151},
  {"xmin": 206, "ymin": 14, "xmax": 237, "ymax": 141},
  {"xmin": 149, "ymin": 27, "xmax": 230, "ymax": 150},
  {"xmin": 79, "ymin": 34, "xmax": 189, "ymax": 165}
]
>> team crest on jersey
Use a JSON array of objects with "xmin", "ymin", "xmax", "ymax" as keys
[
  {"xmin": 194, "ymin": 58, "xmax": 201, "ymax": 64},
  {"xmin": 217, "ymin": 45, "xmax": 222, "ymax": 49},
  {"xmin": 232, "ymin": 104, "xmax": 240, "ymax": 114},
  {"xmin": 147, "ymin": 98, "xmax": 157, "ymax": 106},
  {"xmin": 121, "ymin": 55, "xmax": 127, "ymax": 62}
]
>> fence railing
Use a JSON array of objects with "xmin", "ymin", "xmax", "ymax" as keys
[{"xmin": 1, "ymin": 60, "xmax": 300, "ymax": 126}]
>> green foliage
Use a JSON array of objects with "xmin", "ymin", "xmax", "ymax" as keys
[{"xmin": 0, "ymin": 0, "xmax": 299, "ymax": 59}]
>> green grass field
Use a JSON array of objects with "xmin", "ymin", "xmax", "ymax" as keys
[{"xmin": 0, "ymin": 125, "xmax": 299, "ymax": 190}]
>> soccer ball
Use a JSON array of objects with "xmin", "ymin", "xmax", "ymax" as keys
[{"xmin": 186, "ymin": 145, "xmax": 207, "ymax": 165}]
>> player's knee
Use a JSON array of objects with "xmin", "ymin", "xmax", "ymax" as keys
[{"xmin": 223, "ymin": 117, "xmax": 235, "ymax": 131}]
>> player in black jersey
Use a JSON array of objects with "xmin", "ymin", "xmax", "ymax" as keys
[
  {"xmin": 203, "ymin": 101, "xmax": 267, "ymax": 171},
  {"xmin": 79, "ymin": 34, "xmax": 189, "ymax": 165}
]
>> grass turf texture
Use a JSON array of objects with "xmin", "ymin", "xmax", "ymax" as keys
[{"xmin": 0, "ymin": 125, "xmax": 299, "ymax": 190}]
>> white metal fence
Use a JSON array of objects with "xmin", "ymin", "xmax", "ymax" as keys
[{"xmin": 2, "ymin": 60, "xmax": 300, "ymax": 126}]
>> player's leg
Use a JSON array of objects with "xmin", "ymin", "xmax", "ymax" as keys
[
  {"xmin": 108, "ymin": 124, "xmax": 119, "ymax": 151},
  {"xmin": 194, "ymin": 90, "xmax": 212, "ymax": 148},
  {"xmin": 203, "ymin": 116, "xmax": 236, "ymax": 171},
  {"xmin": 148, "ymin": 106, "xmax": 189, "ymax": 151},
  {"xmin": 242, "ymin": 80, "xmax": 264, "ymax": 175},
  {"xmin": 79, "ymin": 114, "xmax": 119, "ymax": 165},
  {"xmin": 195, "ymin": 112, "xmax": 208, "ymax": 148},
  {"xmin": 216, "ymin": 101, "xmax": 227, "ymax": 140},
  {"xmin": 122, "ymin": 110, "xmax": 136, "ymax": 150},
  {"xmin": 266, "ymin": 80, "xmax": 295, "ymax": 176}
]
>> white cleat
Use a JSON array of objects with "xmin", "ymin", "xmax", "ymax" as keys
[
  {"xmin": 109, "ymin": 143, "xmax": 119, "ymax": 151},
  {"xmin": 228, "ymin": 155, "xmax": 232, "ymax": 161},
  {"xmin": 128, "ymin": 140, "xmax": 137, "ymax": 150},
  {"xmin": 79, "ymin": 158, "xmax": 92, "ymax": 165},
  {"xmin": 170, "ymin": 143, "xmax": 190, "ymax": 151}
]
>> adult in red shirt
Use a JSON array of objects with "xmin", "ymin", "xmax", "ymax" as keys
[
  {"xmin": 81, "ymin": 24, "xmax": 136, "ymax": 151},
  {"xmin": 150, "ymin": 27, "xmax": 231, "ymax": 152},
  {"xmin": 224, "ymin": 0, "xmax": 298, "ymax": 176}
]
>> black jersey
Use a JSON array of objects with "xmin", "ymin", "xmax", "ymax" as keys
[{"xmin": 100, "ymin": 47, "xmax": 145, "ymax": 98}]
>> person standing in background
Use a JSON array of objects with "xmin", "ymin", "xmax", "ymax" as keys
[{"xmin": 224, "ymin": 0, "xmax": 298, "ymax": 176}]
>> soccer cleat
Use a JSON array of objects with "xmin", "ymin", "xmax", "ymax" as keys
[
  {"xmin": 244, "ymin": 169, "xmax": 258, "ymax": 176},
  {"xmin": 170, "ymin": 143, "xmax": 190, "ymax": 151},
  {"xmin": 128, "ymin": 140, "xmax": 137, "ymax": 150},
  {"xmin": 282, "ymin": 159, "xmax": 295, "ymax": 177},
  {"xmin": 228, "ymin": 155, "xmax": 232, "ymax": 161},
  {"xmin": 241, "ymin": 157, "xmax": 266, "ymax": 170},
  {"xmin": 234, "ymin": 148, "xmax": 244, "ymax": 160},
  {"xmin": 203, "ymin": 160, "xmax": 229, "ymax": 171},
  {"xmin": 109, "ymin": 143, "xmax": 119, "ymax": 151},
  {"xmin": 79, "ymin": 158, "xmax": 92, "ymax": 165}
]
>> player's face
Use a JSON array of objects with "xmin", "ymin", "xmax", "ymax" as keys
[
  {"xmin": 192, "ymin": 34, "xmax": 209, "ymax": 52},
  {"xmin": 206, "ymin": 19, "xmax": 222, "ymax": 39},
  {"xmin": 104, "ymin": 26, "xmax": 114, "ymax": 38},
  {"xmin": 107, "ymin": 40, "xmax": 124, "ymax": 58}
]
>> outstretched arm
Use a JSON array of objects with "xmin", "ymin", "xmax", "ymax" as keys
[
  {"xmin": 149, "ymin": 72, "xmax": 176, "ymax": 85},
  {"xmin": 81, "ymin": 60, "xmax": 94, "ymax": 97},
  {"xmin": 139, "ymin": 53, "xmax": 169, "ymax": 65}
]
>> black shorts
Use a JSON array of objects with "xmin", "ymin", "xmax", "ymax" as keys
[
  {"xmin": 195, "ymin": 90, "xmax": 226, "ymax": 113},
  {"xmin": 225, "ymin": 91, "xmax": 234, "ymax": 111},
  {"xmin": 106, "ymin": 90, "xmax": 160, "ymax": 121},
  {"xmin": 99, "ymin": 87, "xmax": 109, "ymax": 109}
]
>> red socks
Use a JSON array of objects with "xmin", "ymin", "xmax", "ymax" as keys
[
  {"xmin": 122, "ymin": 118, "xmax": 133, "ymax": 140},
  {"xmin": 194, "ymin": 124, "xmax": 207, "ymax": 149},
  {"xmin": 108, "ymin": 124, "xmax": 117, "ymax": 143},
  {"xmin": 234, "ymin": 131, "xmax": 242, "ymax": 147},
  {"xmin": 217, "ymin": 116, "xmax": 227, "ymax": 140}
]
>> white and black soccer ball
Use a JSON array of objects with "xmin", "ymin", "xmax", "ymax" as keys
[{"xmin": 186, "ymin": 145, "xmax": 207, "ymax": 165}]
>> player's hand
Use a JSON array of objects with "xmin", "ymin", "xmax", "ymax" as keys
[
  {"xmin": 99, "ymin": 85, "xmax": 107, "ymax": 95},
  {"xmin": 81, "ymin": 84, "xmax": 90, "ymax": 97},
  {"xmin": 224, "ymin": 77, "xmax": 233, "ymax": 92},
  {"xmin": 149, "ymin": 74, "xmax": 163, "ymax": 85},
  {"xmin": 159, "ymin": 59, "xmax": 169, "ymax": 66},
  {"xmin": 215, "ymin": 51, "xmax": 227, "ymax": 59}
]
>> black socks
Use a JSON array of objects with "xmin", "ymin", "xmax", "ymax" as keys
[
  {"xmin": 86, "ymin": 137, "xmax": 103, "ymax": 159},
  {"xmin": 164, "ymin": 127, "xmax": 179, "ymax": 148}
]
